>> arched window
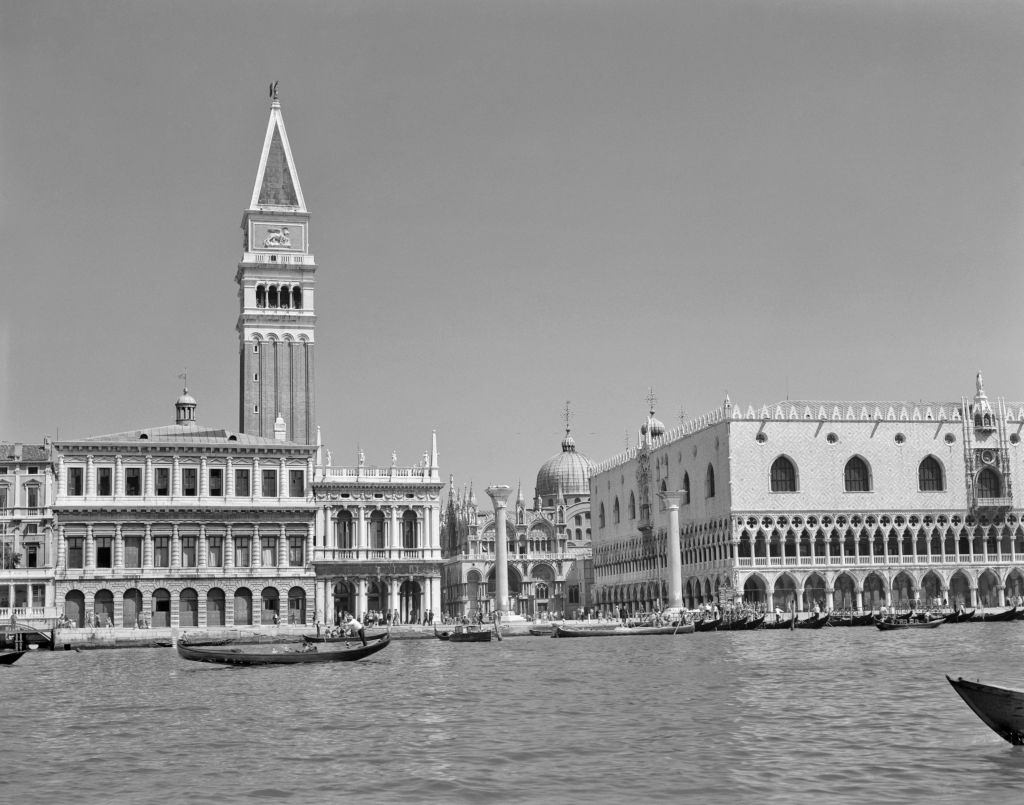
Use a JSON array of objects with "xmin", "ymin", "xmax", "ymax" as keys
[
  {"xmin": 336, "ymin": 510, "xmax": 353, "ymax": 549},
  {"xmin": 705, "ymin": 464, "xmax": 715, "ymax": 498},
  {"xmin": 268, "ymin": 285, "xmax": 279, "ymax": 308},
  {"xmin": 770, "ymin": 456, "xmax": 797, "ymax": 493},
  {"xmin": 659, "ymin": 480, "xmax": 667, "ymax": 510},
  {"xmin": 599, "ymin": 502, "xmax": 606, "ymax": 528},
  {"xmin": 682, "ymin": 473, "xmax": 690, "ymax": 505},
  {"xmin": 292, "ymin": 287, "xmax": 302, "ymax": 309},
  {"xmin": 977, "ymin": 467, "xmax": 1002, "ymax": 498},
  {"xmin": 613, "ymin": 497, "xmax": 620, "ymax": 524},
  {"xmin": 844, "ymin": 456, "xmax": 871, "ymax": 492},
  {"xmin": 628, "ymin": 492, "xmax": 636, "ymax": 520},
  {"xmin": 256, "ymin": 285, "xmax": 266, "ymax": 308},
  {"xmin": 918, "ymin": 456, "xmax": 944, "ymax": 492}
]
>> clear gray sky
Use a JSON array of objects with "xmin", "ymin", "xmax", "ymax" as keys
[{"xmin": 3, "ymin": 1, "xmax": 1024, "ymax": 502}]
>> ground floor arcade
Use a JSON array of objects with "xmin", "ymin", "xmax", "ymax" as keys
[{"xmin": 311, "ymin": 559, "xmax": 442, "ymax": 625}]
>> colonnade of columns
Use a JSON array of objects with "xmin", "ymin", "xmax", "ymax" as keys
[
  {"xmin": 311, "ymin": 576, "xmax": 441, "ymax": 624},
  {"xmin": 315, "ymin": 504, "xmax": 442, "ymax": 558}
]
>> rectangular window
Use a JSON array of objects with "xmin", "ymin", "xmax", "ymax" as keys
[
  {"xmin": 155, "ymin": 467, "xmax": 170, "ymax": 496},
  {"xmin": 153, "ymin": 537, "xmax": 170, "ymax": 567},
  {"xmin": 182, "ymin": 468, "xmax": 198, "ymax": 496},
  {"xmin": 253, "ymin": 373, "xmax": 259, "ymax": 382},
  {"xmin": 209, "ymin": 469, "xmax": 223, "ymax": 497},
  {"xmin": 261, "ymin": 470, "xmax": 277, "ymax": 497},
  {"xmin": 261, "ymin": 536, "xmax": 277, "ymax": 567},
  {"xmin": 181, "ymin": 537, "xmax": 197, "ymax": 568},
  {"xmin": 26, "ymin": 545, "xmax": 38, "ymax": 568},
  {"xmin": 289, "ymin": 469, "xmax": 304, "ymax": 497},
  {"xmin": 67, "ymin": 537, "xmax": 84, "ymax": 568},
  {"xmin": 235, "ymin": 537, "xmax": 250, "ymax": 568},
  {"xmin": 125, "ymin": 467, "xmax": 142, "ymax": 496},
  {"xmin": 23, "ymin": 523, "xmax": 38, "ymax": 537},
  {"xmin": 235, "ymin": 469, "xmax": 250, "ymax": 496},
  {"xmin": 0, "ymin": 489, "xmax": 6, "ymax": 511},
  {"xmin": 97, "ymin": 467, "xmax": 113, "ymax": 496},
  {"xmin": 207, "ymin": 537, "xmax": 223, "ymax": 567},
  {"xmin": 28, "ymin": 466, "xmax": 38, "ymax": 475},
  {"xmin": 27, "ymin": 487, "xmax": 39, "ymax": 508},
  {"xmin": 288, "ymin": 536, "xmax": 305, "ymax": 567},
  {"xmin": 95, "ymin": 537, "xmax": 113, "ymax": 568},
  {"xmin": 123, "ymin": 537, "xmax": 142, "ymax": 568},
  {"xmin": 68, "ymin": 467, "xmax": 84, "ymax": 496}
]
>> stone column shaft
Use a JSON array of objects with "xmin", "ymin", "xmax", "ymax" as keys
[{"xmin": 487, "ymin": 485, "xmax": 512, "ymax": 616}]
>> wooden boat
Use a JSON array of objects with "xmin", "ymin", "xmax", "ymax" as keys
[
  {"xmin": 694, "ymin": 616, "xmax": 721, "ymax": 632},
  {"xmin": 528, "ymin": 625, "xmax": 554, "ymax": 636},
  {"xmin": 947, "ymin": 675, "xmax": 1024, "ymax": 745},
  {"xmin": 720, "ymin": 615, "xmax": 750, "ymax": 631},
  {"xmin": 943, "ymin": 609, "xmax": 976, "ymax": 624},
  {"xmin": 852, "ymin": 613, "xmax": 877, "ymax": 626},
  {"xmin": 302, "ymin": 630, "xmax": 387, "ymax": 644},
  {"xmin": 874, "ymin": 617, "xmax": 943, "ymax": 631},
  {"xmin": 977, "ymin": 606, "xmax": 1018, "ymax": 622},
  {"xmin": 439, "ymin": 624, "xmax": 492, "ymax": 643},
  {"xmin": 0, "ymin": 650, "xmax": 27, "ymax": 666},
  {"xmin": 176, "ymin": 634, "xmax": 390, "ymax": 665},
  {"xmin": 740, "ymin": 614, "xmax": 766, "ymax": 630},
  {"xmin": 552, "ymin": 623, "xmax": 695, "ymax": 637},
  {"xmin": 795, "ymin": 613, "xmax": 830, "ymax": 629},
  {"xmin": 762, "ymin": 615, "xmax": 796, "ymax": 630}
]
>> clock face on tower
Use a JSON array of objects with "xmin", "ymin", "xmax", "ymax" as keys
[{"xmin": 251, "ymin": 221, "xmax": 305, "ymax": 252}]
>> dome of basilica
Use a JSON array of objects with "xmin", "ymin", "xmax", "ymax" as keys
[{"xmin": 535, "ymin": 429, "xmax": 595, "ymax": 500}]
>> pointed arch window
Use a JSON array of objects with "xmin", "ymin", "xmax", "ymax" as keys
[
  {"xmin": 977, "ymin": 467, "xmax": 1002, "ymax": 498},
  {"xmin": 613, "ymin": 497, "xmax": 620, "ymax": 524},
  {"xmin": 682, "ymin": 473, "xmax": 690, "ymax": 505},
  {"xmin": 770, "ymin": 456, "xmax": 797, "ymax": 493},
  {"xmin": 844, "ymin": 456, "xmax": 871, "ymax": 492},
  {"xmin": 918, "ymin": 456, "xmax": 945, "ymax": 492},
  {"xmin": 598, "ymin": 502, "xmax": 606, "ymax": 528},
  {"xmin": 705, "ymin": 464, "xmax": 715, "ymax": 499},
  {"xmin": 628, "ymin": 492, "xmax": 636, "ymax": 520},
  {"xmin": 659, "ymin": 480, "xmax": 667, "ymax": 510}
]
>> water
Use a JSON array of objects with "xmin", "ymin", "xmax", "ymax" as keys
[{"xmin": 4, "ymin": 625, "xmax": 1024, "ymax": 804}]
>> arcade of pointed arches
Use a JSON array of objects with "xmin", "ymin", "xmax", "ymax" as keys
[{"xmin": 443, "ymin": 561, "xmax": 577, "ymax": 618}]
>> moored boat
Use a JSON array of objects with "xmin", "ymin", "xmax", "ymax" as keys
[
  {"xmin": 943, "ymin": 609, "xmax": 976, "ymax": 624},
  {"xmin": 443, "ymin": 624, "xmax": 492, "ymax": 643},
  {"xmin": 795, "ymin": 613, "xmax": 830, "ymax": 629},
  {"xmin": 552, "ymin": 623, "xmax": 695, "ymax": 637},
  {"xmin": 874, "ymin": 617, "xmax": 943, "ymax": 631},
  {"xmin": 0, "ymin": 650, "xmax": 27, "ymax": 665},
  {"xmin": 977, "ymin": 606, "xmax": 1018, "ymax": 622},
  {"xmin": 528, "ymin": 625, "xmax": 554, "ymax": 636},
  {"xmin": 947, "ymin": 675, "xmax": 1024, "ymax": 745},
  {"xmin": 176, "ymin": 634, "xmax": 390, "ymax": 665},
  {"xmin": 302, "ymin": 630, "xmax": 388, "ymax": 644},
  {"xmin": 694, "ymin": 616, "xmax": 721, "ymax": 632},
  {"xmin": 762, "ymin": 615, "xmax": 796, "ymax": 630}
]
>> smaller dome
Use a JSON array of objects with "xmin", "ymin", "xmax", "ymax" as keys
[
  {"xmin": 176, "ymin": 388, "xmax": 197, "ymax": 407},
  {"xmin": 641, "ymin": 410, "xmax": 665, "ymax": 438}
]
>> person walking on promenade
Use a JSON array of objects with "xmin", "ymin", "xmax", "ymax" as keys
[{"xmin": 345, "ymin": 613, "xmax": 367, "ymax": 646}]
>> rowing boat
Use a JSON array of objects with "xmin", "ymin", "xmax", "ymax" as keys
[
  {"xmin": 176, "ymin": 634, "xmax": 390, "ymax": 665},
  {"xmin": 874, "ymin": 617, "xmax": 943, "ymax": 631},
  {"xmin": 947, "ymin": 675, "xmax": 1024, "ymax": 745},
  {"xmin": 552, "ymin": 623, "xmax": 695, "ymax": 638}
]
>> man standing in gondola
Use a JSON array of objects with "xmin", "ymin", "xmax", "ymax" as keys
[{"xmin": 345, "ymin": 613, "xmax": 367, "ymax": 646}]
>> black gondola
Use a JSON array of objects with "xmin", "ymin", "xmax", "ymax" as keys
[
  {"xmin": 795, "ymin": 613, "xmax": 830, "ymax": 629},
  {"xmin": 694, "ymin": 616, "xmax": 721, "ymax": 632},
  {"xmin": 977, "ymin": 606, "xmax": 1018, "ymax": 622},
  {"xmin": 947, "ymin": 675, "xmax": 1024, "ymax": 745},
  {"xmin": 762, "ymin": 615, "xmax": 796, "ymax": 630},
  {"xmin": 943, "ymin": 609, "xmax": 976, "ymax": 624}
]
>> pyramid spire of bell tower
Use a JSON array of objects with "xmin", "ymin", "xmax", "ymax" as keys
[{"xmin": 236, "ymin": 84, "xmax": 318, "ymax": 445}]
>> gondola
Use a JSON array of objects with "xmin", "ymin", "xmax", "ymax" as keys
[
  {"xmin": 720, "ymin": 615, "xmax": 750, "ymax": 631},
  {"xmin": 302, "ymin": 630, "xmax": 387, "ymax": 644},
  {"xmin": 795, "ymin": 613, "xmax": 830, "ymax": 629},
  {"xmin": 694, "ymin": 616, "xmax": 721, "ymax": 632},
  {"xmin": 528, "ymin": 625, "xmax": 554, "ymax": 636},
  {"xmin": 0, "ymin": 650, "xmax": 27, "ymax": 666},
  {"xmin": 741, "ymin": 614, "xmax": 766, "ymax": 630},
  {"xmin": 874, "ymin": 617, "xmax": 943, "ymax": 631},
  {"xmin": 176, "ymin": 634, "xmax": 390, "ymax": 665},
  {"xmin": 947, "ymin": 675, "xmax": 1024, "ymax": 745},
  {"xmin": 943, "ymin": 609, "xmax": 976, "ymax": 624},
  {"xmin": 552, "ymin": 623, "xmax": 695, "ymax": 637},
  {"xmin": 440, "ymin": 624, "xmax": 492, "ymax": 643},
  {"xmin": 762, "ymin": 615, "xmax": 796, "ymax": 630},
  {"xmin": 977, "ymin": 606, "xmax": 1018, "ymax": 622}
]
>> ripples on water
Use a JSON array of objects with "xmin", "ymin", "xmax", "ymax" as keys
[{"xmin": 4, "ymin": 625, "xmax": 1024, "ymax": 804}]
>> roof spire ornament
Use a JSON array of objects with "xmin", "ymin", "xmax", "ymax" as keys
[
  {"xmin": 269, "ymin": 81, "xmax": 279, "ymax": 101},
  {"xmin": 561, "ymin": 400, "xmax": 576, "ymax": 452}
]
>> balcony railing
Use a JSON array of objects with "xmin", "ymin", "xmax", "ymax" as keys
[
  {"xmin": 311, "ymin": 548, "xmax": 432, "ymax": 562},
  {"xmin": 736, "ymin": 553, "xmax": 1018, "ymax": 569}
]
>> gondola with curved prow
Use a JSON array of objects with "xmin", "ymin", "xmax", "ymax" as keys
[
  {"xmin": 176, "ymin": 634, "xmax": 391, "ymax": 665},
  {"xmin": 947, "ymin": 675, "xmax": 1024, "ymax": 745}
]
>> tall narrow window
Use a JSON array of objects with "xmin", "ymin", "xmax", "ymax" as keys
[
  {"xmin": 155, "ymin": 467, "xmax": 170, "ymax": 496},
  {"xmin": 123, "ymin": 537, "xmax": 142, "ymax": 568},
  {"xmin": 918, "ymin": 456, "xmax": 944, "ymax": 492},
  {"xmin": 682, "ymin": 473, "xmax": 690, "ymax": 505},
  {"xmin": 27, "ymin": 486, "xmax": 39, "ymax": 508},
  {"xmin": 628, "ymin": 492, "xmax": 636, "ymax": 520},
  {"xmin": 67, "ymin": 537, "xmax": 84, "ymax": 568},
  {"xmin": 209, "ymin": 469, "xmax": 223, "ymax": 497},
  {"xmin": 181, "ymin": 537, "xmax": 197, "ymax": 568},
  {"xmin": 598, "ymin": 503, "xmax": 605, "ymax": 528},
  {"xmin": 977, "ymin": 467, "xmax": 1002, "ymax": 498},
  {"xmin": 261, "ymin": 536, "xmax": 277, "ymax": 567},
  {"xmin": 261, "ymin": 470, "xmax": 277, "ymax": 497},
  {"xmin": 235, "ymin": 537, "xmax": 251, "ymax": 568},
  {"xmin": 705, "ymin": 465, "xmax": 716, "ymax": 498},
  {"xmin": 97, "ymin": 467, "xmax": 113, "ymax": 496},
  {"xmin": 289, "ymin": 470, "xmax": 304, "ymax": 497},
  {"xmin": 613, "ymin": 498, "xmax": 620, "ymax": 524},
  {"xmin": 235, "ymin": 469, "xmax": 251, "ymax": 497},
  {"xmin": 153, "ymin": 537, "xmax": 170, "ymax": 567},
  {"xmin": 337, "ymin": 511, "xmax": 353, "ymax": 549},
  {"xmin": 288, "ymin": 536, "xmax": 304, "ymax": 566},
  {"xmin": 125, "ymin": 468, "xmax": 142, "ymax": 496},
  {"xmin": 207, "ymin": 537, "xmax": 223, "ymax": 567},
  {"xmin": 95, "ymin": 537, "xmax": 113, "ymax": 568},
  {"xmin": 844, "ymin": 457, "xmax": 871, "ymax": 492},
  {"xmin": 67, "ymin": 467, "xmax": 84, "ymax": 496},
  {"xmin": 182, "ymin": 468, "xmax": 198, "ymax": 496},
  {"xmin": 770, "ymin": 457, "xmax": 797, "ymax": 493}
]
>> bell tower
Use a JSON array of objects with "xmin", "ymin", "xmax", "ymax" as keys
[{"xmin": 237, "ymin": 84, "xmax": 317, "ymax": 444}]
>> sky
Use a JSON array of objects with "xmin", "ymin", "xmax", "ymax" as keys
[{"xmin": 3, "ymin": 0, "xmax": 1024, "ymax": 506}]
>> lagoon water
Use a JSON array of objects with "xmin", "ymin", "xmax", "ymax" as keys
[{"xmin": 4, "ymin": 624, "xmax": 1024, "ymax": 804}]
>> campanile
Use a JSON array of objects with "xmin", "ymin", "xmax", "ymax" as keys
[{"xmin": 237, "ymin": 86, "xmax": 317, "ymax": 444}]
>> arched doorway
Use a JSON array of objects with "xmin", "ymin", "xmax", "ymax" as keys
[
  {"xmin": 743, "ymin": 575, "xmax": 767, "ymax": 606},
  {"xmin": 179, "ymin": 588, "xmax": 199, "ymax": 627},
  {"xmin": 892, "ymin": 572, "xmax": 915, "ymax": 607},
  {"xmin": 978, "ymin": 570, "xmax": 1001, "ymax": 607},
  {"xmin": 288, "ymin": 586, "xmax": 306, "ymax": 625},
  {"xmin": 921, "ymin": 571, "xmax": 943, "ymax": 606},
  {"xmin": 773, "ymin": 574, "xmax": 797, "ymax": 611},
  {"xmin": 863, "ymin": 573, "xmax": 887, "ymax": 610},
  {"xmin": 261, "ymin": 587, "xmax": 280, "ymax": 624},
  {"xmin": 949, "ymin": 571, "xmax": 971, "ymax": 609},
  {"xmin": 207, "ymin": 588, "xmax": 225, "ymax": 627},
  {"xmin": 123, "ymin": 588, "xmax": 142, "ymax": 628},
  {"xmin": 151, "ymin": 588, "xmax": 171, "ymax": 628},
  {"xmin": 802, "ymin": 573, "xmax": 826, "ymax": 611},
  {"xmin": 64, "ymin": 590, "xmax": 85, "ymax": 627},
  {"xmin": 1006, "ymin": 569, "xmax": 1024, "ymax": 604},
  {"xmin": 833, "ymin": 573, "xmax": 856, "ymax": 611},
  {"xmin": 94, "ymin": 589, "xmax": 114, "ymax": 627},
  {"xmin": 233, "ymin": 587, "xmax": 252, "ymax": 625},
  {"xmin": 400, "ymin": 580, "xmax": 422, "ymax": 624},
  {"xmin": 333, "ymin": 581, "xmax": 354, "ymax": 624},
  {"xmin": 532, "ymin": 564, "xmax": 555, "ymax": 616}
]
